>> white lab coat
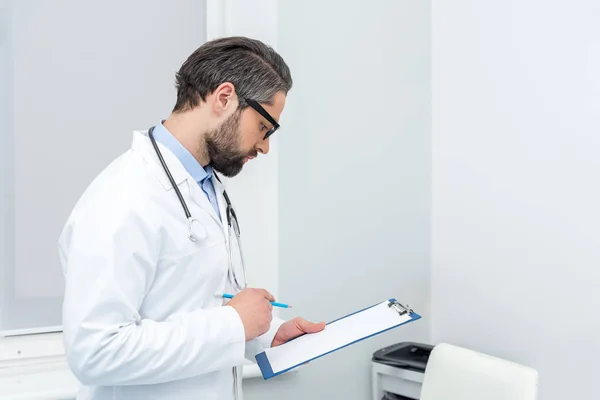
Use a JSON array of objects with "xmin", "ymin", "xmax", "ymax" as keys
[{"xmin": 59, "ymin": 129, "xmax": 284, "ymax": 400}]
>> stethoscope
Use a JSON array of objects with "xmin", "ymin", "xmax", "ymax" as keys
[{"xmin": 148, "ymin": 126, "xmax": 247, "ymax": 292}]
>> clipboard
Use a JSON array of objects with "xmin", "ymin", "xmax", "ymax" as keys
[{"xmin": 255, "ymin": 298, "xmax": 421, "ymax": 380}]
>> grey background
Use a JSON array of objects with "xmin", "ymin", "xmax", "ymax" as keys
[
  {"xmin": 431, "ymin": 1, "xmax": 600, "ymax": 399},
  {"xmin": 244, "ymin": 1, "xmax": 431, "ymax": 399}
]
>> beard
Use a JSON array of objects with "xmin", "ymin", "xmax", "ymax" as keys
[{"xmin": 205, "ymin": 110, "xmax": 256, "ymax": 178}]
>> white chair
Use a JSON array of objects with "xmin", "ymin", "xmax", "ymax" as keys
[{"xmin": 419, "ymin": 343, "xmax": 538, "ymax": 400}]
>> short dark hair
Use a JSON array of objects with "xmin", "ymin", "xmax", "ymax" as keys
[{"xmin": 172, "ymin": 36, "xmax": 293, "ymax": 113}]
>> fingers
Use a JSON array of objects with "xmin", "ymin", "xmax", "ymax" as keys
[
  {"xmin": 312, "ymin": 321, "xmax": 326, "ymax": 332},
  {"xmin": 256, "ymin": 288, "xmax": 275, "ymax": 302},
  {"xmin": 296, "ymin": 318, "xmax": 327, "ymax": 333},
  {"xmin": 245, "ymin": 288, "xmax": 276, "ymax": 302}
]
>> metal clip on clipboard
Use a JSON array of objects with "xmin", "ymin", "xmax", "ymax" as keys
[{"xmin": 388, "ymin": 299, "xmax": 413, "ymax": 316}]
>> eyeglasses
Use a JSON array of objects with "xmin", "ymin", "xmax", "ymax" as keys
[{"xmin": 243, "ymin": 98, "xmax": 280, "ymax": 140}]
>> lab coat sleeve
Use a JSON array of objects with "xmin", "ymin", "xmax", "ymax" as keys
[
  {"xmin": 60, "ymin": 207, "xmax": 247, "ymax": 386},
  {"xmin": 244, "ymin": 316, "xmax": 286, "ymax": 360}
]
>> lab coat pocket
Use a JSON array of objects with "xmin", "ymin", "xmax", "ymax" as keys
[
  {"xmin": 159, "ymin": 215, "xmax": 225, "ymax": 261},
  {"xmin": 142, "ymin": 243, "xmax": 229, "ymax": 319}
]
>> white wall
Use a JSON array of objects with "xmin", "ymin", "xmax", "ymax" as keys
[
  {"xmin": 0, "ymin": 0, "xmax": 206, "ymax": 330},
  {"xmin": 206, "ymin": 0, "xmax": 281, "ymax": 302},
  {"xmin": 245, "ymin": 1, "xmax": 431, "ymax": 399},
  {"xmin": 0, "ymin": 0, "xmax": 14, "ymax": 329},
  {"xmin": 432, "ymin": 1, "xmax": 600, "ymax": 399},
  {"xmin": 205, "ymin": 1, "xmax": 289, "ymax": 396}
]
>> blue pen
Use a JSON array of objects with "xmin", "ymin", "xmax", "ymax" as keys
[{"xmin": 218, "ymin": 293, "xmax": 292, "ymax": 309}]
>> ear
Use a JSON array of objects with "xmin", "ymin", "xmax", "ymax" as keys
[{"xmin": 211, "ymin": 82, "xmax": 237, "ymax": 116}]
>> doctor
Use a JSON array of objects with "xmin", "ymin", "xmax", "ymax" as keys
[{"xmin": 58, "ymin": 36, "xmax": 325, "ymax": 400}]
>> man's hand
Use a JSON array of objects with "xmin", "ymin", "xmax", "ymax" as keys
[
  {"xmin": 227, "ymin": 288, "xmax": 274, "ymax": 342},
  {"xmin": 272, "ymin": 317, "xmax": 326, "ymax": 347}
]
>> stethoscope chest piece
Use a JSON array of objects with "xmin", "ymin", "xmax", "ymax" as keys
[{"xmin": 188, "ymin": 217, "xmax": 207, "ymax": 242}]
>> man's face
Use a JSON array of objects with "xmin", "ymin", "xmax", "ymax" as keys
[{"xmin": 206, "ymin": 91, "xmax": 286, "ymax": 177}]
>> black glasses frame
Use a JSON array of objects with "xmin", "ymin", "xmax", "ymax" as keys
[{"xmin": 243, "ymin": 98, "xmax": 280, "ymax": 139}]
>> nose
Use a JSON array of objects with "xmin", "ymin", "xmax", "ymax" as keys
[{"xmin": 256, "ymin": 137, "xmax": 270, "ymax": 155}]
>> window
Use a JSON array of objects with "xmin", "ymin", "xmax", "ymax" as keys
[{"xmin": 0, "ymin": 0, "xmax": 207, "ymax": 332}]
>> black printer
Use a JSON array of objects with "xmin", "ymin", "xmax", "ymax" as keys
[
  {"xmin": 372, "ymin": 341, "xmax": 434, "ymax": 372},
  {"xmin": 372, "ymin": 342, "xmax": 434, "ymax": 400}
]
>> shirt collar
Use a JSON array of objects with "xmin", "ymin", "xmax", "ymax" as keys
[{"xmin": 150, "ymin": 121, "xmax": 213, "ymax": 184}]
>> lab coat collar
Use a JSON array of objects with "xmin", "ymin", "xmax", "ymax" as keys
[
  {"xmin": 212, "ymin": 173, "xmax": 229, "ymax": 240},
  {"xmin": 131, "ymin": 129, "xmax": 224, "ymax": 226},
  {"xmin": 131, "ymin": 129, "xmax": 189, "ymax": 191}
]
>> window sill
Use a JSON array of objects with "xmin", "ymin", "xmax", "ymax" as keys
[
  {"xmin": 0, "ymin": 355, "xmax": 265, "ymax": 399},
  {"xmin": 0, "ymin": 329, "xmax": 266, "ymax": 399}
]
